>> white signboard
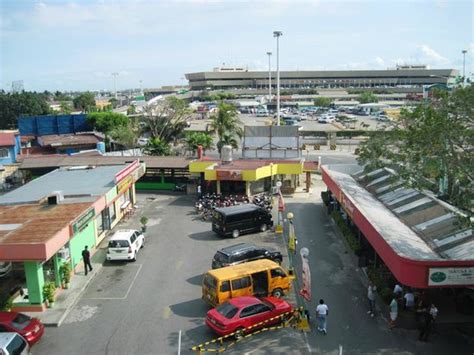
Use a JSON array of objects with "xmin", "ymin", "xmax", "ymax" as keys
[{"xmin": 428, "ymin": 267, "xmax": 474, "ymax": 286}]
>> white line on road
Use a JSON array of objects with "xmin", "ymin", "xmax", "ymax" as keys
[{"xmin": 87, "ymin": 264, "xmax": 143, "ymax": 300}]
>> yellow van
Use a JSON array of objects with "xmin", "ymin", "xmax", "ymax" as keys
[{"xmin": 202, "ymin": 259, "xmax": 293, "ymax": 306}]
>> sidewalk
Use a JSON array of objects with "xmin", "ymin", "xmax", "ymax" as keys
[{"xmin": 25, "ymin": 251, "xmax": 104, "ymax": 327}]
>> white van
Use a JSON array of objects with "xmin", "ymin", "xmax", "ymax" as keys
[
  {"xmin": 0, "ymin": 333, "xmax": 29, "ymax": 355},
  {"xmin": 106, "ymin": 229, "xmax": 145, "ymax": 262}
]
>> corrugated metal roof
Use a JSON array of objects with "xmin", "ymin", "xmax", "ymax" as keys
[
  {"xmin": 38, "ymin": 134, "xmax": 101, "ymax": 147},
  {"xmin": 351, "ymin": 166, "xmax": 473, "ymax": 261}
]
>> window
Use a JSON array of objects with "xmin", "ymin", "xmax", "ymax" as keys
[
  {"xmin": 130, "ymin": 234, "xmax": 136, "ymax": 243},
  {"xmin": 109, "ymin": 203, "xmax": 116, "ymax": 222},
  {"xmin": 10, "ymin": 313, "xmax": 31, "ymax": 330},
  {"xmin": 240, "ymin": 305, "xmax": 257, "ymax": 318},
  {"xmin": 96, "ymin": 213, "xmax": 104, "ymax": 235},
  {"xmin": 108, "ymin": 240, "xmax": 130, "ymax": 248},
  {"xmin": 271, "ymin": 268, "xmax": 286, "ymax": 278},
  {"xmin": 216, "ymin": 302, "xmax": 238, "ymax": 319},
  {"xmin": 203, "ymin": 274, "xmax": 217, "ymax": 290},
  {"xmin": 220, "ymin": 280, "xmax": 230, "ymax": 292},
  {"xmin": 231, "ymin": 276, "xmax": 251, "ymax": 290},
  {"xmin": 253, "ymin": 303, "xmax": 271, "ymax": 314},
  {"xmin": 0, "ymin": 148, "xmax": 9, "ymax": 158}
]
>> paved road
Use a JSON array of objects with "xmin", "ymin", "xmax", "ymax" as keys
[{"xmin": 34, "ymin": 193, "xmax": 307, "ymax": 355}]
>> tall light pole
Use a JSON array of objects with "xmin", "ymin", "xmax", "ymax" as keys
[
  {"xmin": 273, "ymin": 31, "xmax": 283, "ymax": 126},
  {"xmin": 462, "ymin": 49, "xmax": 467, "ymax": 86},
  {"xmin": 266, "ymin": 52, "xmax": 272, "ymax": 104},
  {"xmin": 112, "ymin": 72, "xmax": 119, "ymax": 99}
]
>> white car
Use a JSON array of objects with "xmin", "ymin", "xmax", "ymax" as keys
[
  {"xmin": 0, "ymin": 333, "xmax": 29, "ymax": 355},
  {"xmin": 318, "ymin": 115, "xmax": 335, "ymax": 123},
  {"xmin": 106, "ymin": 229, "xmax": 145, "ymax": 262}
]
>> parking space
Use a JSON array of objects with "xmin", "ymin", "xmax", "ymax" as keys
[
  {"xmin": 82, "ymin": 263, "xmax": 142, "ymax": 300},
  {"xmin": 34, "ymin": 193, "xmax": 307, "ymax": 355}
]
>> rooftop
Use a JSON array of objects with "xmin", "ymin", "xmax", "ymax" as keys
[
  {"xmin": 0, "ymin": 203, "xmax": 92, "ymax": 247},
  {"xmin": 38, "ymin": 133, "xmax": 102, "ymax": 147},
  {"xmin": 0, "ymin": 165, "xmax": 127, "ymax": 205},
  {"xmin": 19, "ymin": 155, "xmax": 190, "ymax": 169},
  {"xmin": 0, "ymin": 132, "xmax": 16, "ymax": 146},
  {"xmin": 323, "ymin": 164, "xmax": 473, "ymax": 261}
]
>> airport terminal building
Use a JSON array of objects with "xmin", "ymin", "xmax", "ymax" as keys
[{"xmin": 185, "ymin": 66, "xmax": 458, "ymax": 92}]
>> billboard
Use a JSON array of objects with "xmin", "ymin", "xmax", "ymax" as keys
[{"xmin": 242, "ymin": 126, "xmax": 300, "ymax": 159}]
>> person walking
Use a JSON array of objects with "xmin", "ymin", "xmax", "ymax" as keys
[
  {"xmin": 82, "ymin": 245, "xmax": 93, "ymax": 276},
  {"xmin": 389, "ymin": 296, "xmax": 398, "ymax": 329},
  {"xmin": 316, "ymin": 299, "xmax": 329, "ymax": 334},
  {"xmin": 197, "ymin": 185, "xmax": 202, "ymax": 199},
  {"xmin": 403, "ymin": 289, "xmax": 415, "ymax": 311},
  {"xmin": 367, "ymin": 282, "xmax": 377, "ymax": 317},
  {"xmin": 429, "ymin": 303, "xmax": 438, "ymax": 334}
]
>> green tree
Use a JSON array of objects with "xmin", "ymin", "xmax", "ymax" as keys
[
  {"xmin": 110, "ymin": 118, "xmax": 141, "ymax": 154},
  {"xmin": 87, "ymin": 111, "xmax": 129, "ymax": 150},
  {"xmin": 54, "ymin": 91, "xmax": 70, "ymax": 101},
  {"xmin": 357, "ymin": 84, "xmax": 474, "ymax": 211},
  {"xmin": 141, "ymin": 96, "xmax": 191, "ymax": 144},
  {"xmin": 143, "ymin": 137, "xmax": 172, "ymax": 156},
  {"xmin": 127, "ymin": 104, "xmax": 137, "ymax": 115},
  {"xmin": 209, "ymin": 102, "xmax": 243, "ymax": 154},
  {"xmin": 0, "ymin": 92, "xmax": 51, "ymax": 129},
  {"xmin": 108, "ymin": 98, "xmax": 119, "ymax": 109},
  {"xmin": 184, "ymin": 132, "xmax": 214, "ymax": 155},
  {"xmin": 358, "ymin": 91, "xmax": 379, "ymax": 104},
  {"xmin": 73, "ymin": 92, "xmax": 96, "ymax": 112},
  {"xmin": 313, "ymin": 97, "xmax": 333, "ymax": 107},
  {"xmin": 59, "ymin": 101, "xmax": 72, "ymax": 114}
]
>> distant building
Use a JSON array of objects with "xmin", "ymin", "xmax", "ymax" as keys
[{"xmin": 185, "ymin": 67, "xmax": 459, "ymax": 93}]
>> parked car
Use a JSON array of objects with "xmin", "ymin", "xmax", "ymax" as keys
[
  {"xmin": 318, "ymin": 115, "xmax": 335, "ymax": 123},
  {"xmin": 212, "ymin": 204, "xmax": 273, "ymax": 238},
  {"xmin": 212, "ymin": 243, "xmax": 283, "ymax": 269},
  {"xmin": 0, "ymin": 262, "xmax": 12, "ymax": 278},
  {"xmin": 0, "ymin": 333, "xmax": 29, "ymax": 355},
  {"xmin": 0, "ymin": 312, "xmax": 44, "ymax": 346},
  {"xmin": 106, "ymin": 229, "xmax": 145, "ymax": 262},
  {"xmin": 205, "ymin": 296, "xmax": 293, "ymax": 338}
]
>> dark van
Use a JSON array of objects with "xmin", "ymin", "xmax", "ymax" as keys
[{"xmin": 212, "ymin": 204, "xmax": 273, "ymax": 238}]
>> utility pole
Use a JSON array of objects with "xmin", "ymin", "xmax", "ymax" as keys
[
  {"xmin": 273, "ymin": 31, "xmax": 283, "ymax": 126},
  {"xmin": 267, "ymin": 52, "xmax": 272, "ymax": 103}
]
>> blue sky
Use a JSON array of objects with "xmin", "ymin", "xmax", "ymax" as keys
[{"xmin": 1, "ymin": 0, "xmax": 472, "ymax": 92}]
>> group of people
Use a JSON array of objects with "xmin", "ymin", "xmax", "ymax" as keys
[{"xmin": 367, "ymin": 282, "xmax": 438, "ymax": 342}]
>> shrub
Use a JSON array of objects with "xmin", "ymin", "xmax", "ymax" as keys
[
  {"xmin": 42, "ymin": 282, "xmax": 56, "ymax": 303},
  {"xmin": 59, "ymin": 262, "xmax": 72, "ymax": 285}
]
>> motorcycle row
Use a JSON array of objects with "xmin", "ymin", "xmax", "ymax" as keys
[{"xmin": 195, "ymin": 193, "xmax": 273, "ymax": 221}]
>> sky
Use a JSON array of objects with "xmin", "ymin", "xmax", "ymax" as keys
[{"xmin": 0, "ymin": 0, "xmax": 472, "ymax": 92}]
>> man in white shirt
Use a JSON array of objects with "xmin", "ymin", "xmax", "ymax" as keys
[
  {"xmin": 404, "ymin": 290, "xmax": 415, "ymax": 310},
  {"xmin": 393, "ymin": 284, "xmax": 403, "ymax": 296},
  {"xmin": 316, "ymin": 299, "xmax": 329, "ymax": 334}
]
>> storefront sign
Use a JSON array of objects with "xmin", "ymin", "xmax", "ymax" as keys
[
  {"xmin": 216, "ymin": 170, "xmax": 242, "ymax": 181},
  {"xmin": 71, "ymin": 208, "xmax": 95, "ymax": 235},
  {"xmin": 115, "ymin": 160, "xmax": 139, "ymax": 184},
  {"xmin": 340, "ymin": 191, "xmax": 355, "ymax": 218},
  {"xmin": 428, "ymin": 267, "xmax": 474, "ymax": 286},
  {"xmin": 117, "ymin": 176, "xmax": 133, "ymax": 195}
]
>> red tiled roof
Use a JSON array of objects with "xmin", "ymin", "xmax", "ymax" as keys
[{"xmin": 0, "ymin": 132, "xmax": 15, "ymax": 146}]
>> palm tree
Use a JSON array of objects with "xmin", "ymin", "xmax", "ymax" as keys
[
  {"xmin": 209, "ymin": 102, "xmax": 243, "ymax": 155},
  {"xmin": 184, "ymin": 132, "xmax": 214, "ymax": 156},
  {"xmin": 143, "ymin": 137, "xmax": 172, "ymax": 156}
]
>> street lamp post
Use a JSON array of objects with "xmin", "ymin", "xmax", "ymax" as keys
[
  {"xmin": 462, "ymin": 49, "xmax": 468, "ymax": 87},
  {"xmin": 273, "ymin": 31, "xmax": 283, "ymax": 126},
  {"xmin": 267, "ymin": 52, "xmax": 272, "ymax": 104}
]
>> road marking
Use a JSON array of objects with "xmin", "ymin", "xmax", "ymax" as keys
[
  {"xmin": 87, "ymin": 264, "xmax": 143, "ymax": 300},
  {"xmin": 163, "ymin": 306, "xmax": 172, "ymax": 319}
]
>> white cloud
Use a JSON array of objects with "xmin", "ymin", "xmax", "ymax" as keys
[
  {"xmin": 374, "ymin": 56, "xmax": 384, "ymax": 66},
  {"xmin": 416, "ymin": 45, "xmax": 449, "ymax": 64}
]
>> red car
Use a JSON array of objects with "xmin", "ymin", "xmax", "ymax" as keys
[
  {"xmin": 206, "ymin": 296, "xmax": 293, "ymax": 338},
  {"xmin": 0, "ymin": 311, "xmax": 44, "ymax": 346}
]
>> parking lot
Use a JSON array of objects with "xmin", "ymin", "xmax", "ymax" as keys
[{"xmin": 34, "ymin": 193, "xmax": 307, "ymax": 355}]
